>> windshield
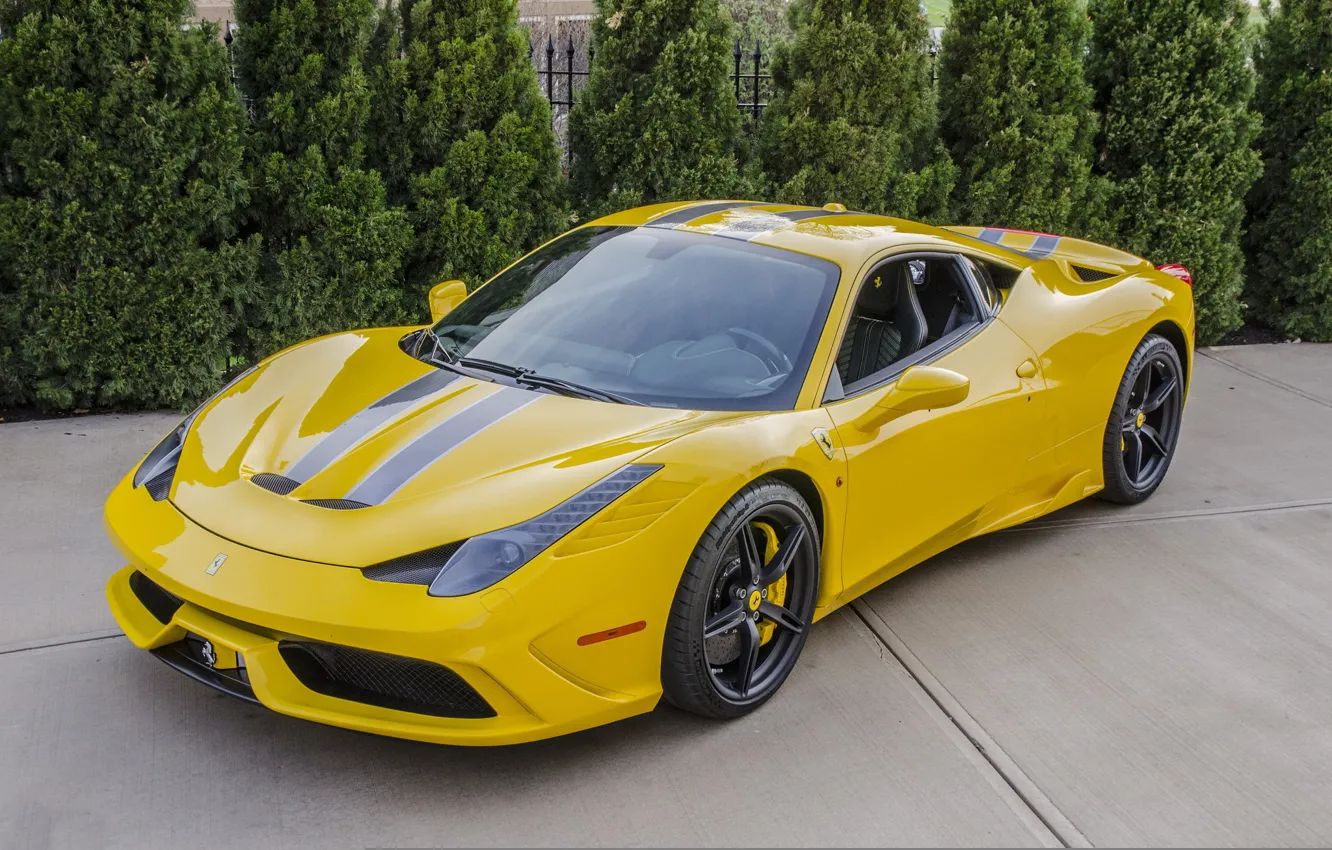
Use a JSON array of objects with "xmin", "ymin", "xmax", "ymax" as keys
[{"xmin": 429, "ymin": 226, "xmax": 841, "ymax": 411}]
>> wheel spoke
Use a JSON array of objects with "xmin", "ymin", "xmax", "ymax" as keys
[
  {"xmin": 704, "ymin": 603, "xmax": 747, "ymax": 639},
  {"xmin": 736, "ymin": 617, "xmax": 762, "ymax": 698},
  {"xmin": 1134, "ymin": 363, "xmax": 1153, "ymax": 404},
  {"xmin": 1140, "ymin": 424, "xmax": 1169, "ymax": 459},
  {"xmin": 1142, "ymin": 375, "xmax": 1178, "ymax": 414},
  {"xmin": 759, "ymin": 600, "xmax": 804, "ymax": 635},
  {"xmin": 736, "ymin": 523, "xmax": 762, "ymax": 585},
  {"xmin": 1124, "ymin": 431, "xmax": 1144, "ymax": 481},
  {"xmin": 761, "ymin": 524, "xmax": 806, "ymax": 586}
]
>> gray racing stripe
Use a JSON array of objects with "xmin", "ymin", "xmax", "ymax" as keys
[
  {"xmin": 345, "ymin": 387, "xmax": 539, "ymax": 505},
  {"xmin": 286, "ymin": 370, "xmax": 460, "ymax": 483},
  {"xmin": 644, "ymin": 201, "xmax": 757, "ymax": 228},
  {"xmin": 977, "ymin": 227, "xmax": 1007, "ymax": 244},
  {"xmin": 1024, "ymin": 234, "xmax": 1061, "ymax": 259}
]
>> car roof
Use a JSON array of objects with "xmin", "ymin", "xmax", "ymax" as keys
[{"xmin": 587, "ymin": 200, "xmax": 963, "ymax": 271}]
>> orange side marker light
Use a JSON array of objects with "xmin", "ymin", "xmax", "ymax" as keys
[{"xmin": 577, "ymin": 620, "xmax": 647, "ymax": 647}]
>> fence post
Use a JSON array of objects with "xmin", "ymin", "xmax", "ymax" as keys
[
  {"xmin": 546, "ymin": 36, "xmax": 555, "ymax": 106},
  {"xmin": 566, "ymin": 36, "xmax": 575, "ymax": 107},
  {"xmin": 752, "ymin": 40, "xmax": 762, "ymax": 124}
]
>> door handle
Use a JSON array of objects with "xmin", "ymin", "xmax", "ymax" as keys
[{"xmin": 1016, "ymin": 359, "xmax": 1038, "ymax": 379}]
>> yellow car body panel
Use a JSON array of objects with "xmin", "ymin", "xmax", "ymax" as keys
[{"xmin": 104, "ymin": 201, "xmax": 1195, "ymax": 745}]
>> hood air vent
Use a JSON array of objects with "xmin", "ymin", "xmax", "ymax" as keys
[{"xmin": 251, "ymin": 473, "xmax": 300, "ymax": 496}]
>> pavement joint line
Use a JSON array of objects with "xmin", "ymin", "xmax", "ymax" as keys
[
  {"xmin": 1199, "ymin": 348, "xmax": 1332, "ymax": 410},
  {"xmin": 1007, "ymin": 497, "xmax": 1332, "ymax": 534},
  {"xmin": 850, "ymin": 601, "xmax": 1093, "ymax": 849},
  {"xmin": 0, "ymin": 628, "xmax": 124, "ymax": 657}
]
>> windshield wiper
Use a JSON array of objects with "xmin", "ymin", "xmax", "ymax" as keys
[
  {"xmin": 456, "ymin": 357, "xmax": 640, "ymax": 405},
  {"xmin": 457, "ymin": 357, "xmax": 524, "ymax": 378},
  {"xmin": 512, "ymin": 372, "xmax": 643, "ymax": 406}
]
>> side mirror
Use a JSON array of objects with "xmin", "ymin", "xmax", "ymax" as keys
[
  {"xmin": 428, "ymin": 280, "xmax": 468, "ymax": 324},
  {"xmin": 857, "ymin": 365, "xmax": 970, "ymax": 431}
]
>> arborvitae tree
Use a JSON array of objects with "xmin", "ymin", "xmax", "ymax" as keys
[
  {"xmin": 235, "ymin": 0, "xmax": 412, "ymax": 354},
  {"xmin": 758, "ymin": 0, "xmax": 955, "ymax": 219},
  {"xmin": 568, "ymin": 0, "xmax": 748, "ymax": 216},
  {"xmin": 1089, "ymin": 0, "xmax": 1261, "ymax": 343},
  {"xmin": 1245, "ymin": 0, "xmax": 1332, "ymax": 341},
  {"xmin": 725, "ymin": 0, "xmax": 795, "ymax": 51},
  {"xmin": 940, "ymin": 0, "xmax": 1106, "ymax": 237},
  {"xmin": 0, "ymin": 0, "xmax": 258, "ymax": 410},
  {"xmin": 367, "ymin": 0, "xmax": 564, "ymax": 295}
]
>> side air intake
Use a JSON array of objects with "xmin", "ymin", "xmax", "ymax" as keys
[{"xmin": 1072, "ymin": 265, "xmax": 1119, "ymax": 283}]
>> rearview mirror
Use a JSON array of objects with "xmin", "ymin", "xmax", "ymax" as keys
[
  {"xmin": 857, "ymin": 365, "xmax": 970, "ymax": 431},
  {"xmin": 428, "ymin": 280, "xmax": 468, "ymax": 324}
]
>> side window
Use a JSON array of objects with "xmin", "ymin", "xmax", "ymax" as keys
[
  {"xmin": 831, "ymin": 254, "xmax": 982, "ymax": 395},
  {"xmin": 962, "ymin": 256, "xmax": 1003, "ymax": 314}
]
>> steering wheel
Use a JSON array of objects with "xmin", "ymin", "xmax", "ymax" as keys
[{"xmin": 727, "ymin": 328, "xmax": 793, "ymax": 377}]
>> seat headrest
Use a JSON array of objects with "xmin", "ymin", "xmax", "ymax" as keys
[{"xmin": 856, "ymin": 265, "xmax": 903, "ymax": 317}]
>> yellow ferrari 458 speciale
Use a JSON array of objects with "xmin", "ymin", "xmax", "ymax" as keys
[{"xmin": 105, "ymin": 201, "xmax": 1195, "ymax": 745}]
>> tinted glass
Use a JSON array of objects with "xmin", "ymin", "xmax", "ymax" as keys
[{"xmin": 431, "ymin": 226, "xmax": 841, "ymax": 410}]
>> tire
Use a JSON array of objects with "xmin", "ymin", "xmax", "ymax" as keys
[
  {"xmin": 1098, "ymin": 333, "xmax": 1185, "ymax": 505},
  {"xmin": 661, "ymin": 477, "xmax": 820, "ymax": 719}
]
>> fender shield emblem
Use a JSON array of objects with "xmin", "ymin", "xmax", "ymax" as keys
[
  {"xmin": 812, "ymin": 428, "xmax": 835, "ymax": 460},
  {"xmin": 206, "ymin": 553, "xmax": 227, "ymax": 575}
]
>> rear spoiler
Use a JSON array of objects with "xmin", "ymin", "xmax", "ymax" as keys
[{"xmin": 944, "ymin": 226, "xmax": 1174, "ymax": 282}]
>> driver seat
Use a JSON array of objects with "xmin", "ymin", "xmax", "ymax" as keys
[{"xmin": 836, "ymin": 264, "xmax": 929, "ymax": 385}]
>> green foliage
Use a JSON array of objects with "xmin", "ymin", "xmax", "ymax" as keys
[
  {"xmin": 758, "ymin": 0, "xmax": 955, "ymax": 219},
  {"xmin": 0, "ymin": 0, "xmax": 259, "ymax": 411},
  {"xmin": 1244, "ymin": 0, "xmax": 1332, "ymax": 341},
  {"xmin": 568, "ymin": 0, "xmax": 749, "ymax": 217},
  {"xmin": 1089, "ymin": 0, "xmax": 1262, "ymax": 343},
  {"xmin": 940, "ymin": 0, "xmax": 1108, "ymax": 238},
  {"xmin": 368, "ymin": 0, "xmax": 565, "ymax": 296},
  {"xmin": 724, "ymin": 0, "xmax": 795, "ymax": 51},
  {"xmin": 235, "ymin": 0, "xmax": 412, "ymax": 354}
]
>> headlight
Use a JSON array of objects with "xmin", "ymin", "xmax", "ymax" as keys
[
  {"xmin": 426, "ymin": 464, "xmax": 662, "ymax": 597},
  {"xmin": 132, "ymin": 366, "xmax": 258, "ymax": 500}
]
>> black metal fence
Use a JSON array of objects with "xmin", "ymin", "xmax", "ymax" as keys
[{"xmin": 530, "ymin": 36, "xmax": 774, "ymax": 134}]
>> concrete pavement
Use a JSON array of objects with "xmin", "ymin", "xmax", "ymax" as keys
[{"xmin": 1, "ymin": 344, "xmax": 1329, "ymax": 848}]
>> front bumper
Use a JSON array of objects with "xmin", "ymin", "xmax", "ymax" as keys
[{"xmin": 102, "ymin": 470, "xmax": 718, "ymax": 745}]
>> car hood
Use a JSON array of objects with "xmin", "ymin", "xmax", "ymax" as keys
[{"xmin": 170, "ymin": 329, "xmax": 732, "ymax": 567}]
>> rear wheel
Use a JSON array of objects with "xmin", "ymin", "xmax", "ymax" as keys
[
  {"xmin": 1099, "ymin": 333, "xmax": 1185, "ymax": 504},
  {"xmin": 661, "ymin": 478, "xmax": 820, "ymax": 719}
]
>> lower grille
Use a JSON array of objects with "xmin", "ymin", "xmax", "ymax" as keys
[
  {"xmin": 129, "ymin": 570, "xmax": 184, "ymax": 624},
  {"xmin": 152, "ymin": 640, "xmax": 258, "ymax": 705},
  {"xmin": 278, "ymin": 640, "xmax": 495, "ymax": 719}
]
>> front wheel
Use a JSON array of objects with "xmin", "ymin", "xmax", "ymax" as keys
[
  {"xmin": 661, "ymin": 478, "xmax": 820, "ymax": 719},
  {"xmin": 1099, "ymin": 333, "xmax": 1185, "ymax": 504}
]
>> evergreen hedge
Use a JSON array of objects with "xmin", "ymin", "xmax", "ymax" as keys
[
  {"xmin": 940, "ymin": 0, "xmax": 1106, "ymax": 238},
  {"xmin": 368, "ymin": 0, "xmax": 565, "ymax": 295},
  {"xmin": 235, "ymin": 0, "xmax": 412, "ymax": 355},
  {"xmin": 1089, "ymin": 0, "xmax": 1262, "ymax": 343},
  {"xmin": 0, "ymin": 0, "xmax": 258, "ymax": 410},
  {"xmin": 1245, "ymin": 0, "xmax": 1332, "ymax": 341},
  {"xmin": 758, "ymin": 0, "xmax": 955, "ymax": 219},
  {"xmin": 568, "ymin": 0, "xmax": 748, "ymax": 217}
]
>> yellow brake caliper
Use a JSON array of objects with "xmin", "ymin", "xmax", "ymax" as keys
[{"xmin": 752, "ymin": 521, "xmax": 787, "ymax": 647}]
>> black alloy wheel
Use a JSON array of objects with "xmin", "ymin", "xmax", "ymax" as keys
[
  {"xmin": 1100, "ymin": 333, "xmax": 1185, "ymax": 504},
  {"xmin": 662, "ymin": 479, "xmax": 820, "ymax": 718}
]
